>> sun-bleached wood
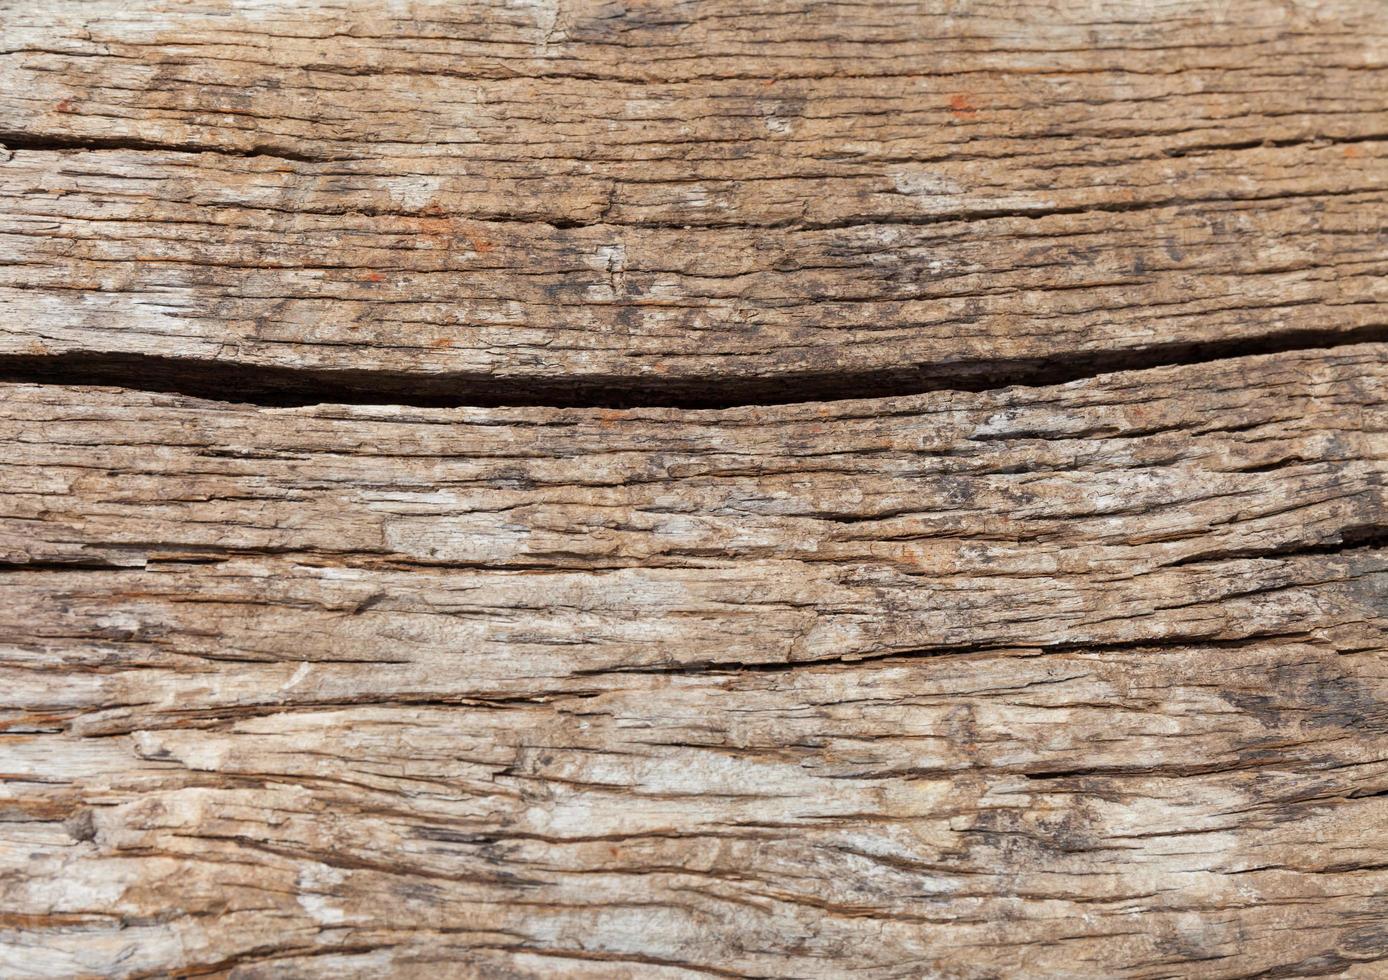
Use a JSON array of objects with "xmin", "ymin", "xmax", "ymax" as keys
[
  {"xmin": 3, "ymin": 347, "xmax": 1387, "ymax": 976},
  {"xmin": 1, "ymin": 0, "xmax": 1386, "ymax": 397},
  {"xmin": 4, "ymin": 0, "xmax": 1388, "ymax": 975}
]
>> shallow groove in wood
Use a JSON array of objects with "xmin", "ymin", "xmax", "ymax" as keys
[{"xmin": 0, "ymin": 130, "xmax": 337, "ymax": 163}]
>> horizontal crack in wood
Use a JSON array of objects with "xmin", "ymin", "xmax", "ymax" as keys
[{"xmin": 5, "ymin": 326, "xmax": 1388, "ymax": 409}]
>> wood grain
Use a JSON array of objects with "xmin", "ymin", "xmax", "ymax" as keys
[
  {"xmin": 4, "ymin": 347, "xmax": 1388, "ymax": 976},
  {"xmin": 1, "ymin": 0, "xmax": 1386, "ymax": 398},
  {"xmin": 4, "ymin": 0, "xmax": 1388, "ymax": 976}
]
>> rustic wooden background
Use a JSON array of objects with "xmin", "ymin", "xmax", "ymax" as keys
[{"xmin": 2, "ymin": 1, "xmax": 1387, "ymax": 976}]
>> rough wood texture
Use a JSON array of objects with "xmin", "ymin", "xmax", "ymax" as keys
[
  {"xmin": 1, "ymin": 0, "xmax": 1386, "ymax": 400},
  {"xmin": 4, "ymin": 348, "xmax": 1388, "ymax": 976},
  {"xmin": 4, "ymin": 0, "xmax": 1388, "ymax": 977}
]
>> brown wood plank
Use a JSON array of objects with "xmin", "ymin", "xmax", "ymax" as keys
[
  {"xmin": 3, "ymin": 348, "xmax": 1387, "ymax": 974},
  {"xmin": 1, "ymin": 0, "xmax": 1385, "ymax": 397},
  {"xmin": 4, "ymin": 2, "xmax": 1388, "ymax": 976}
]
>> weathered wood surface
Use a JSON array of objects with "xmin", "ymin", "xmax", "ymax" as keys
[
  {"xmin": 4, "ymin": 0, "xmax": 1388, "ymax": 977},
  {"xmin": 4, "ymin": 348, "xmax": 1388, "ymax": 976},
  {"xmin": 1, "ymin": 0, "xmax": 1386, "ymax": 399}
]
